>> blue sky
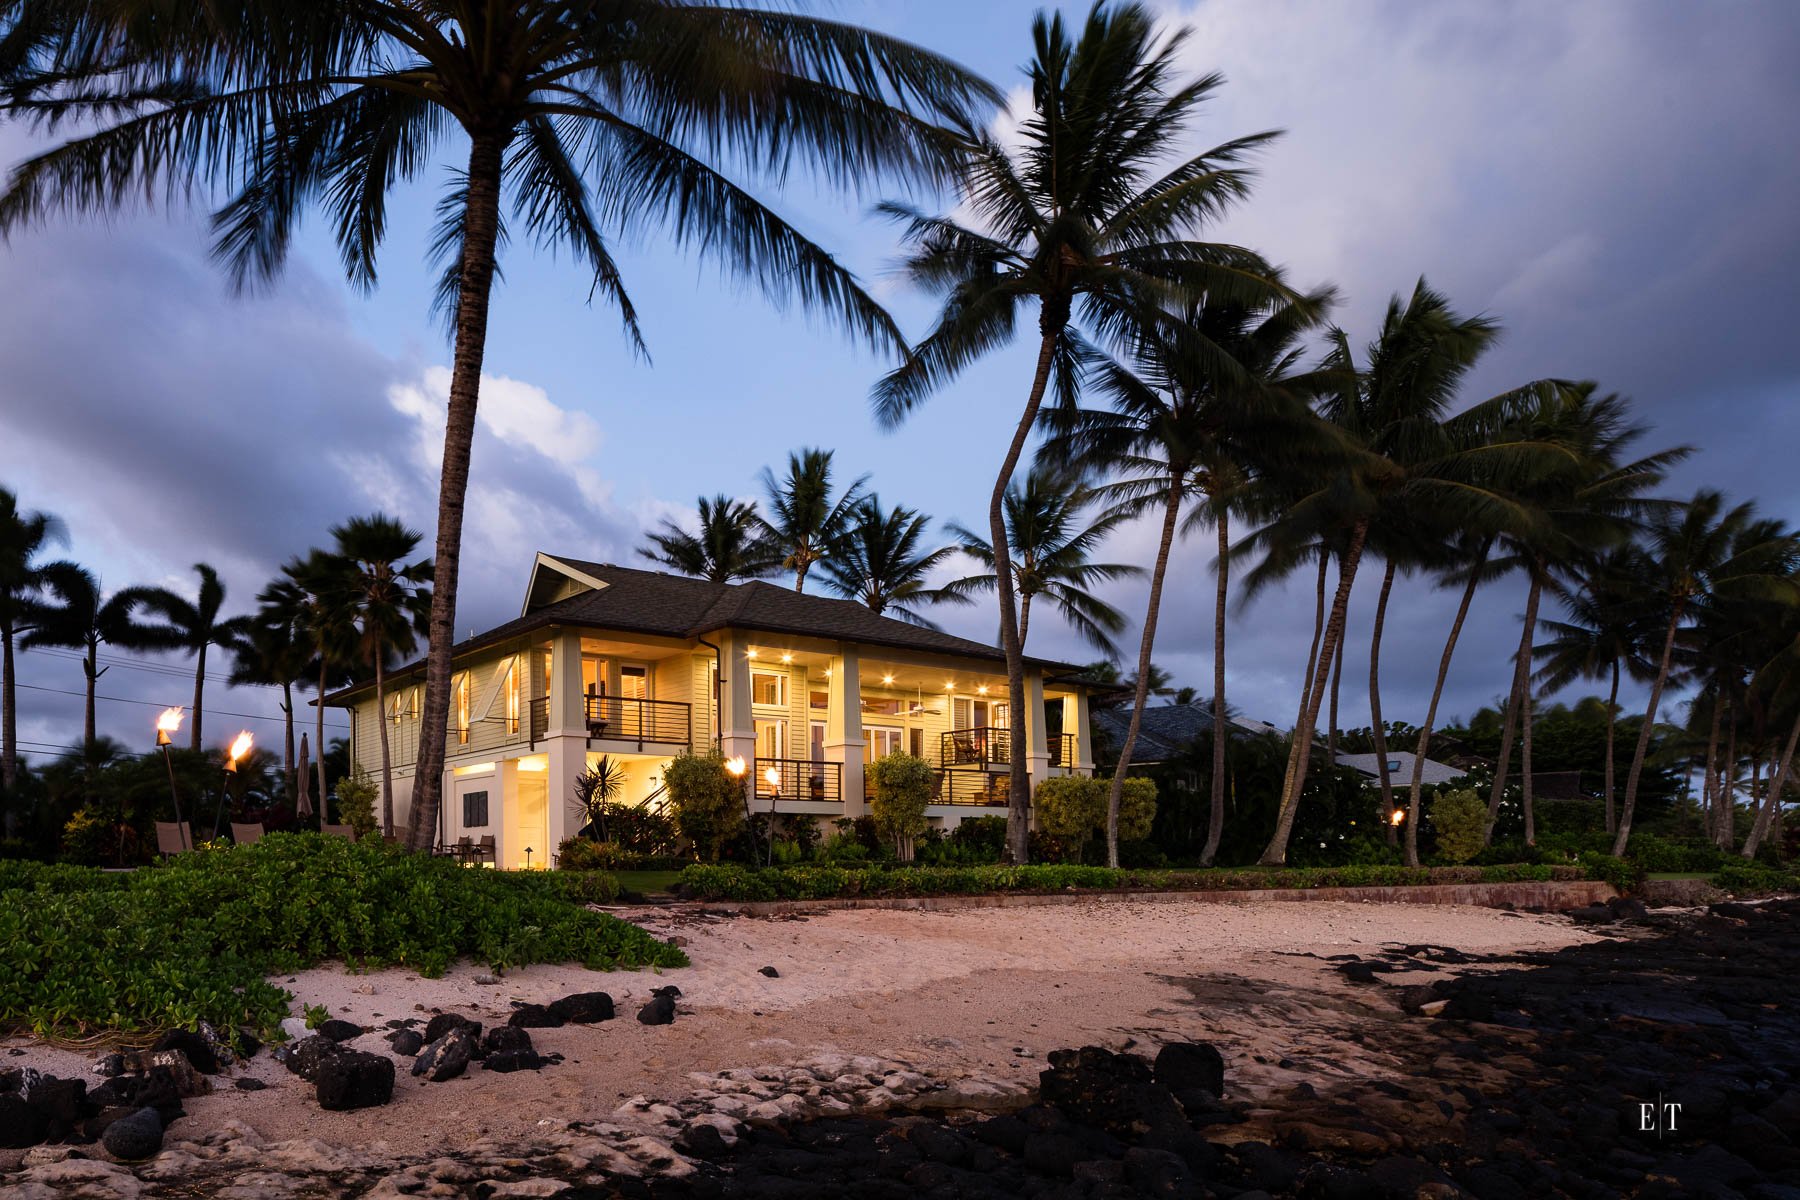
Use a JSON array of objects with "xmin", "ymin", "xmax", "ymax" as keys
[{"xmin": 4, "ymin": 0, "xmax": 1799, "ymax": 759}]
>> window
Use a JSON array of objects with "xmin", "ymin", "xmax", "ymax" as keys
[
  {"xmin": 582, "ymin": 656, "xmax": 605, "ymax": 699},
  {"xmin": 503, "ymin": 660, "xmax": 520, "ymax": 735},
  {"xmin": 756, "ymin": 718, "xmax": 787, "ymax": 760},
  {"xmin": 752, "ymin": 671, "xmax": 787, "ymax": 707},
  {"xmin": 388, "ymin": 693, "xmax": 403, "ymax": 725},
  {"xmin": 809, "ymin": 689, "xmax": 829, "ymax": 711},
  {"xmin": 863, "ymin": 727, "xmax": 902, "ymax": 762},
  {"xmin": 810, "ymin": 721, "xmax": 827, "ymax": 763},
  {"xmin": 620, "ymin": 664, "xmax": 648, "ymax": 700},
  {"xmin": 455, "ymin": 674, "xmax": 470, "ymax": 745},
  {"xmin": 861, "ymin": 697, "xmax": 901, "ymax": 716},
  {"xmin": 462, "ymin": 790, "xmax": 489, "ymax": 827},
  {"xmin": 1387, "ymin": 760, "xmax": 1402, "ymax": 771},
  {"xmin": 909, "ymin": 727, "xmax": 925, "ymax": 758}
]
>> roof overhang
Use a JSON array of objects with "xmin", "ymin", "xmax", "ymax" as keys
[{"xmin": 521, "ymin": 552, "xmax": 609, "ymax": 617}]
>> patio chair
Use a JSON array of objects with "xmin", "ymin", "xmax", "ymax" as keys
[
  {"xmin": 229, "ymin": 822, "xmax": 264, "ymax": 845},
  {"xmin": 476, "ymin": 834, "xmax": 496, "ymax": 865},
  {"xmin": 320, "ymin": 823, "xmax": 356, "ymax": 840},
  {"xmin": 452, "ymin": 835, "xmax": 474, "ymax": 864},
  {"xmin": 154, "ymin": 821, "xmax": 193, "ymax": 858},
  {"xmin": 947, "ymin": 731, "xmax": 980, "ymax": 765}
]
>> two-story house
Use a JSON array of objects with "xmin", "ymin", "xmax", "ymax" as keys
[{"xmin": 328, "ymin": 554, "xmax": 1100, "ymax": 868}]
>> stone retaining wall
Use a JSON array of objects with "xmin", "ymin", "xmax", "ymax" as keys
[{"xmin": 681, "ymin": 879, "xmax": 1618, "ymax": 918}]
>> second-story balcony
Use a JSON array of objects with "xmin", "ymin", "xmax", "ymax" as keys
[
  {"xmin": 528, "ymin": 695, "xmax": 692, "ymax": 750},
  {"xmin": 754, "ymin": 758, "xmax": 843, "ymax": 805},
  {"xmin": 940, "ymin": 726, "xmax": 1011, "ymax": 769}
]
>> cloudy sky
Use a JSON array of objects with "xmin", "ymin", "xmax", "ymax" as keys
[{"xmin": 4, "ymin": 0, "xmax": 1798, "ymax": 762}]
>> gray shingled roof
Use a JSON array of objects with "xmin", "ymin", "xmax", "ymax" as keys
[
  {"xmin": 328, "ymin": 558, "xmax": 1077, "ymax": 702},
  {"xmin": 1090, "ymin": 702, "xmax": 1279, "ymax": 763}
]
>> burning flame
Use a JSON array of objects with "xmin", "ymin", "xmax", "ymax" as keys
[
  {"xmin": 227, "ymin": 731, "xmax": 255, "ymax": 764},
  {"xmin": 762, "ymin": 766, "xmax": 781, "ymax": 790},
  {"xmin": 723, "ymin": 756, "xmax": 747, "ymax": 777},
  {"xmin": 155, "ymin": 707, "xmax": 184, "ymax": 735},
  {"xmin": 1389, "ymin": 808, "xmax": 1407, "ymax": 826}
]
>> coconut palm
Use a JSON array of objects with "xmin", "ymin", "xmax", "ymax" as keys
[
  {"xmin": 1047, "ymin": 286, "xmax": 1336, "ymax": 866},
  {"xmin": 641, "ymin": 496, "xmax": 781, "ymax": 584},
  {"xmin": 871, "ymin": 2, "xmax": 1289, "ymax": 862},
  {"xmin": 1612, "ymin": 492, "xmax": 1796, "ymax": 855},
  {"xmin": 229, "ymin": 613, "xmax": 314, "ymax": 800},
  {"xmin": 331, "ymin": 514, "xmax": 432, "ymax": 836},
  {"xmin": 818, "ymin": 497, "xmax": 968, "ymax": 627},
  {"xmin": 19, "ymin": 564, "xmax": 151, "ymax": 747},
  {"xmin": 0, "ymin": 487, "xmax": 69, "ymax": 807},
  {"xmin": 264, "ymin": 553, "xmax": 356, "ymax": 808},
  {"xmin": 5, "ymin": 1, "xmax": 998, "ymax": 852},
  {"xmin": 115, "ymin": 564, "xmax": 251, "ymax": 752},
  {"xmin": 757, "ymin": 449, "xmax": 867, "ymax": 594},
  {"xmin": 945, "ymin": 467, "xmax": 1142, "ymax": 655},
  {"xmin": 1531, "ymin": 546, "xmax": 1658, "ymax": 833}
]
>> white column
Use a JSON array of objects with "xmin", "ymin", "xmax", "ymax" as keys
[
  {"xmin": 545, "ymin": 735, "xmax": 576, "ymax": 857},
  {"xmin": 827, "ymin": 649, "xmax": 865, "ymax": 817},
  {"xmin": 1024, "ymin": 667, "xmax": 1049, "ymax": 791},
  {"xmin": 718, "ymin": 633, "xmax": 756, "ymax": 770},
  {"xmin": 1067, "ymin": 692, "xmax": 1094, "ymax": 772},
  {"xmin": 550, "ymin": 628, "xmax": 585, "ymax": 737}
]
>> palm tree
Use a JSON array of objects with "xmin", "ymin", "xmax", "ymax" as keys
[
  {"xmin": 757, "ymin": 449, "xmax": 867, "ymax": 594},
  {"xmin": 19, "ymin": 564, "xmax": 150, "ymax": 747},
  {"xmin": 331, "ymin": 514, "xmax": 432, "ymax": 836},
  {"xmin": 117, "ymin": 564, "xmax": 250, "ymax": 752},
  {"xmin": 1049, "ymin": 286, "xmax": 1336, "ymax": 866},
  {"xmin": 1613, "ymin": 492, "xmax": 1795, "ymax": 855},
  {"xmin": 945, "ymin": 467, "xmax": 1142, "ymax": 655},
  {"xmin": 230, "ymin": 613, "xmax": 314, "ymax": 800},
  {"xmin": 264, "ymin": 553, "xmax": 355, "ymax": 808},
  {"xmin": 1531, "ymin": 547, "xmax": 1657, "ymax": 833},
  {"xmin": 6, "ymin": 2, "xmax": 998, "ymax": 853},
  {"xmin": 641, "ymin": 496, "xmax": 782, "ymax": 583},
  {"xmin": 871, "ymin": 2, "xmax": 1288, "ymax": 863},
  {"xmin": 0, "ymin": 487, "xmax": 68, "ymax": 808},
  {"xmin": 818, "ymin": 497, "xmax": 967, "ymax": 627}
]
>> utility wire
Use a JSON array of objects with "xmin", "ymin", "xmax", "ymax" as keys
[{"xmin": 13, "ymin": 682, "xmax": 349, "ymax": 730}]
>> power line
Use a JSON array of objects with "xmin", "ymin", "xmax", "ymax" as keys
[
  {"xmin": 30, "ymin": 646, "xmax": 259, "ymax": 688},
  {"xmin": 13, "ymin": 682, "xmax": 349, "ymax": 730}
]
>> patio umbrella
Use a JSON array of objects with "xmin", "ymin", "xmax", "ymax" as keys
[{"xmin": 295, "ymin": 734, "xmax": 314, "ymax": 819}]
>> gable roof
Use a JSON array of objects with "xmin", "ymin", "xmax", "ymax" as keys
[
  {"xmin": 327, "ymin": 556, "xmax": 1079, "ymax": 703},
  {"xmin": 1090, "ymin": 701, "xmax": 1281, "ymax": 764}
]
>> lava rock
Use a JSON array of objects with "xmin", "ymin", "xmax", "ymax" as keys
[
  {"xmin": 233, "ymin": 1078, "xmax": 267, "ymax": 1092},
  {"xmin": 423, "ymin": 1013, "xmax": 481, "ymax": 1043},
  {"xmin": 1023, "ymin": 1130, "xmax": 1084, "ymax": 1175},
  {"xmin": 316, "ymin": 1019, "xmax": 364, "ymax": 1044},
  {"xmin": 1568, "ymin": 903, "xmax": 1613, "ymax": 925},
  {"xmin": 93, "ymin": 1054, "xmax": 126, "ymax": 1078},
  {"xmin": 652, "ymin": 985, "xmax": 682, "ymax": 998},
  {"xmin": 389, "ymin": 1029, "xmax": 424, "ymax": 1057},
  {"xmin": 315, "ymin": 1050, "xmax": 395, "ymax": 1111},
  {"xmin": 1607, "ymin": 896, "xmax": 1650, "ymax": 920},
  {"xmin": 1125, "ymin": 1146, "xmax": 1201, "ymax": 1198},
  {"xmin": 547, "ymin": 991, "xmax": 615, "ymax": 1024},
  {"xmin": 507, "ymin": 1003, "xmax": 564, "ymax": 1029},
  {"xmin": 910, "ymin": 1123, "xmax": 970, "ymax": 1166},
  {"xmin": 1153, "ymin": 1042, "xmax": 1224, "ymax": 1099},
  {"xmin": 1039, "ymin": 1046, "xmax": 1187, "ymax": 1140},
  {"xmin": 278, "ymin": 1036, "xmax": 344, "ymax": 1083},
  {"xmin": 151, "ymin": 1029, "xmax": 221, "ymax": 1074},
  {"xmin": 412, "ymin": 1027, "xmax": 476, "ymax": 1082},
  {"xmin": 88, "ymin": 1069, "xmax": 184, "ymax": 1122},
  {"xmin": 28, "ymin": 1076, "xmax": 87, "ymax": 1125},
  {"xmin": 482, "ymin": 1050, "xmax": 551, "ymax": 1073},
  {"xmin": 677, "ymin": 1122, "xmax": 731, "ymax": 1160},
  {"xmin": 637, "ymin": 994, "xmax": 676, "ymax": 1026},
  {"xmin": 100, "ymin": 1106, "xmax": 163, "ymax": 1160},
  {"xmin": 759, "ymin": 966, "xmax": 780, "ymax": 978},
  {"xmin": 481, "ymin": 1025, "xmax": 534, "ymax": 1056},
  {"xmin": 0, "ymin": 1093, "xmax": 49, "ymax": 1148}
]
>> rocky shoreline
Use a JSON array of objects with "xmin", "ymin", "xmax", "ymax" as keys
[{"xmin": 4, "ymin": 897, "xmax": 1798, "ymax": 1197}]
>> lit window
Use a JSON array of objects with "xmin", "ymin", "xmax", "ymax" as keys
[
  {"xmin": 752, "ymin": 671, "xmax": 787, "ymax": 707},
  {"xmin": 1387, "ymin": 760, "xmax": 1401, "ymax": 771},
  {"xmin": 456, "ymin": 674, "xmax": 470, "ymax": 745},
  {"xmin": 504, "ymin": 661, "xmax": 520, "ymax": 735},
  {"xmin": 809, "ymin": 689, "xmax": 829, "ymax": 711}
]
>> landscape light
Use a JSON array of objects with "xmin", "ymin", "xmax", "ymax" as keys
[
  {"xmin": 226, "ymin": 731, "xmax": 254, "ymax": 771},
  {"xmin": 153, "ymin": 708, "xmax": 188, "ymax": 842}
]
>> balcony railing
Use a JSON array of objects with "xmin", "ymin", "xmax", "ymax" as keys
[
  {"xmin": 1048, "ymin": 732, "xmax": 1077, "ymax": 768},
  {"xmin": 940, "ymin": 726, "xmax": 1011, "ymax": 769},
  {"xmin": 755, "ymin": 758, "xmax": 842, "ymax": 805},
  {"xmin": 586, "ymin": 695, "xmax": 691, "ymax": 747}
]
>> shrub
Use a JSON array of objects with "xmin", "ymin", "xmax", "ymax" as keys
[
  {"xmin": 869, "ymin": 753, "xmax": 934, "ymax": 861},
  {"xmin": 557, "ymin": 870, "xmax": 623, "ymax": 905},
  {"xmin": 663, "ymin": 752, "xmax": 744, "ymax": 862},
  {"xmin": 1033, "ymin": 776, "xmax": 1156, "ymax": 859},
  {"xmin": 1578, "ymin": 851, "xmax": 1644, "ymax": 893},
  {"xmin": 1429, "ymin": 788, "xmax": 1487, "ymax": 864},
  {"xmin": 0, "ymin": 833, "xmax": 686, "ymax": 1038},
  {"xmin": 948, "ymin": 816, "xmax": 1007, "ymax": 861},
  {"xmin": 333, "ymin": 769, "xmax": 379, "ymax": 841},
  {"xmin": 1710, "ymin": 861, "xmax": 1799, "ymax": 896}
]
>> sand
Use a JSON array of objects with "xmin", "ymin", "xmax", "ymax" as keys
[{"xmin": 2, "ymin": 897, "xmax": 1592, "ymax": 1160}]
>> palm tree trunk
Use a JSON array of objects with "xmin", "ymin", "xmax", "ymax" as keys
[
  {"xmin": 1327, "ymin": 629, "xmax": 1344, "ymax": 765},
  {"xmin": 316, "ymin": 657, "xmax": 328, "ymax": 818},
  {"xmin": 190, "ymin": 640, "xmax": 207, "ymax": 751},
  {"xmin": 1612, "ymin": 601, "xmax": 1684, "ymax": 856},
  {"xmin": 1, "ymin": 626, "xmax": 16, "ymax": 814},
  {"xmin": 1718, "ymin": 704, "xmax": 1737, "ymax": 850},
  {"xmin": 407, "ymin": 131, "xmax": 512, "ymax": 852},
  {"xmin": 1276, "ymin": 555, "xmax": 1330, "ymax": 840},
  {"xmin": 1699, "ymin": 695, "xmax": 1720, "ymax": 842},
  {"xmin": 1405, "ymin": 540, "xmax": 1490, "ymax": 867},
  {"xmin": 1743, "ymin": 709, "xmax": 1800, "ymax": 859},
  {"xmin": 1368, "ymin": 559, "xmax": 1398, "ymax": 837},
  {"xmin": 1260, "ymin": 520, "xmax": 1369, "ymax": 866},
  {"xmin": 1604, "ymin": 662, "xmax": 1622, "ymax": 834},
  {"xmin": 281, "ymin": 681, "xmax": 296, "ymax": 801},
  {"xmin": 1018, "ymin": 593, "xmax": 1032, "ymax": 652},
  {"xmin": 83, "ymin": 640, "xmax": 98, "ymax": 748},
  {"xmin": 1201, "ymin": 508, "xmax": 1230, "ymax": 867},
  {"xmin": 375, "ymin": 648, "xmax": 394, "ymax": 838},
  {"xmin": 1105, "ymin": 477, "xmax": 1183, "ymax": 868},
  {"xmin": 992, "ymin": 308, "xmax": 1068, "ymax": 865},
  {"xmin": 1485, "ymin": 570, "xmax": 1543, "ymax": 842}
]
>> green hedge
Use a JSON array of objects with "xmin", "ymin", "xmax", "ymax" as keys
[
  {"xmin": 1711, "ymin": 862, "xmax": 1800, "ymax": 896},
  {"xmin": 0, "ymin": 834, "xmax": 685, "ymax": 1038},
  {"xmin": 677, "ymin": 861, "xmax": 1587, "ymax": 902}
]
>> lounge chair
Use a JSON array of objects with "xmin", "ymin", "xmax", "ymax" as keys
[
  {"xmin": 229, "ymin": 822, "xmax": 264, "ymax": 845},
  {"xmin": 154, "ymin": 821, "xmax": 193, "ymax": 858},
  {"xmin": 320, "ymin": 823, "xmax": 356, "ymax": 840}
]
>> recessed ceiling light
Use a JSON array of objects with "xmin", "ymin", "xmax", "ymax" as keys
[
  {"xmin": 882, "ymin": 674, "xmax": 895, "ymax": 686},
  {"xmin": 977, "ymin": 685, "xmax": 990, "ymax": 695},
  {"xmin": 745, "ymin": 648, "xmax": 758, "ymax": 659},
  {"xmin": 779, "ymin": 652, "xmax": 793, "ymax": 664}
]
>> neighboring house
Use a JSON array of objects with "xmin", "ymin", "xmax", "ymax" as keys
[
  {"xmin": 1333, "ymin": 751, "xmax": 1464, "ymax": 789},
  {"xmin": 327, "ymin": 554, "xmax": 1100, "ymax": 867},
  {"xmin": 1090, "ymin": 700, "xmax": 1280, "ymax": 768}
]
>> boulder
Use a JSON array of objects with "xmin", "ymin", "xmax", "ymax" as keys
[
  {"xmin": 278, "ymin": 1036, "xmax": 344, "ymax": 1083},
  {"xmin": 412, "ymin": 1027, "xmax": 476, "ymax": 1082},
  {"xmin": 316, "ymin": 1019, "xmax": 364, "ymax": 1044},
  {"xmin": 482, "ymin": 1025, "xmax": 534, "ymax": 1056},
  {"xmin": 547, "ymin": 991, "xmax": 615, "ymax": 1024},
  {"xmin": 100, "ymin": 1106, "xmax": 163, "ymax": 1161},
  {"xmin": 759, "ymin": 966, "xmax": 780, "ymax": 978},
  {"xmin": 1567, "ymin": 904, "xmax": 1612, "ymax": 925},
  {"xmin": 233, "ymin": 1078, "xmax": 267, "ymax": 1092},
  {"xmin": 1039, "ymin": 1046, "xmax": 1186, "ymax": 1140},
  {"xmin": 637, "ymin": 994, "xmax": 676, "ymax": 1026},
  {"xmin": 483, "ymin": 1050, "xmax": 551, "ymax": 1074},
  {"xmin": 93, "ymin": 1054, "xmax": 126, "ymax": 1078},
  {"xmin": 315, "ymin": 1050, "xmax": 395, "ymax": 1111},
  {"xmin": 507, "ymin": 1004, "xmax": 564, "ymax": 1029},
  {"xmin": 151, "ymin": 1029, "xmax": 222, "ymax": 1074},
  {"xmin": 0, "ymin": 1092, "xmax": 49, "ymax": 1148},
  {"xmin": 423, "ymin": 1013, "xmax": 481, "ymax": 1044},
  {"xmin": 87, "ymin": 1069, "xmax": 185, "ymax": 1122},
  {"xmin": 1153, "ymin": 1043, "xmax": 1224, "ymax": 1099},
  {"xmin": 27, "ymin": 1076, "xmax": 88, "ymax": 1125},
  {"xmin": 1124, "ymin": 1146, "xmax": 1201, "ymax": 1199},
  {"xmin": 390, "ymin": 1029, "xmax": 425, "ymax": 1057},
  {"xmin": 107, "ymin": 1050, "xmax": 210, "ymax": 1098}
]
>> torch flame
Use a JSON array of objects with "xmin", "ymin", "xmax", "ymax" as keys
[
  {"xmin": 228, "ymin": 731, "xmax": 254, "ymax": 764},
  {"xmin": 1389, "ymin": 808, "xmax": 1406, "ymax": 826},
  {"xmin": 723, "ymin": 756, "xmax": 747, "ymax": 777},
  {"xmin": 156, "ymin": 707, "xmax": 184, "ymax": 735},
  {"xmin": 762, "ymin": 766, "xmax": 781, "ymax": 789}
]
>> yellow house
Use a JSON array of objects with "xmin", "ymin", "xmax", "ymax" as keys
[{"xmin": 328, "ymin": 554, "xmax": 1099, "ymax": 867}]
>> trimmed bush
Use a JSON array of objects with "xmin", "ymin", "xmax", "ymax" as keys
[
  {"xmin": 1034, "ymin": 776, "xmax": 1157, "ymax": 858},
  {"xmin": 869, "ymin": 753, "xmax": 934, "ymax": 861},
  {"xmin": 663, "ymin": 751, "xmax": 744, "ymax": 862},
  {"xmin": 1711, "ymin": 861, "xmax": 1800, "ymax": 896},
  {"xmin": 1429, "ymin": 788, "xmax": 1487, "ymax": 864},
  {"xmin": 0, "ymin": 834, "xmax": 685, "ymax": 1039},
  {"xmin": 333, "ymin": 768, "xmax": 379, "ymax": 840}
]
